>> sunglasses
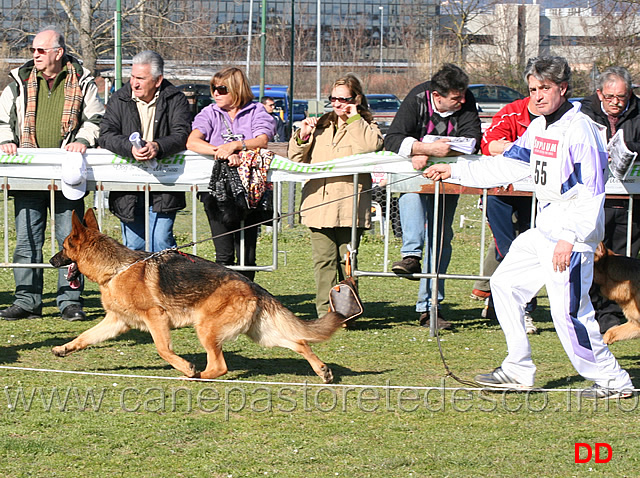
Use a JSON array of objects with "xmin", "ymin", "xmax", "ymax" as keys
[
  {"xmin": 211, "ymin": 85, "xmax": 229, "ymax": 95},
  {"xmin": 328, "ymin": 96, "xmax": 354, "ymax": 103},
  {"xmin": 30, "ymin": 47, "xmax": 60, "ymax": 55}
]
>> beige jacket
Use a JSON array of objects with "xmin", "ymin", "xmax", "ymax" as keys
[{"xmin": 288, "ymin": 114, "xmax": 383, "ymax": 229}]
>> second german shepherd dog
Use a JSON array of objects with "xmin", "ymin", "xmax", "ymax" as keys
[
  {"xmin": 49, "ymin": 209, "xmax": 344, "ymax": 382},
  {"xmin": 593, "ymin": 242, "xmax": 640, "ymax": 344}
]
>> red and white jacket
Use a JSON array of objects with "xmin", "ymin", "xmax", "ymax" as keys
[{"xmin": 480, "ymin": 97, "xmax": 532, "ymax": 156}]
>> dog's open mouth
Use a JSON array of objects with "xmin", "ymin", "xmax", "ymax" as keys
[{"xmin": 66, "ymin": 263, "xmax": 81, "ymax": 290}]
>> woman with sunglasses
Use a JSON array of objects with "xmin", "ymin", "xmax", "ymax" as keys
[
  {"xmin": 187, "ymin": 67, "xmax": 276, "ymax": 280},
  {"xmin": 289, "ymin": 74, "xmax": 384, "ymax": 318}
]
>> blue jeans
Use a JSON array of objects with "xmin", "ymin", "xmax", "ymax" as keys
[
  {"xmin": 399, "ymin": 192, "xmax": 458, "ymax": 312},
  {"xmin": 121, "ymin": 204, "xmax": 177, "ymax": 252},
  {"xmin": 12, "ymin": 191, "xmax": 85, "ymax": 313}
]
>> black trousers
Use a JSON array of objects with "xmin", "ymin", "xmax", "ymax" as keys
[
  {"xmin": 201, "ymin": 195, "xmax": 260, "ymax": 281},
  {"xmin": 590, "ymin": 200, "xmax": 640, "ymax": 333}
]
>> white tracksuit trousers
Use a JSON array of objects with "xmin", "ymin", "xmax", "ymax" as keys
[{"xmin": 490, "ymin": 228, "xmax": 633, "ymax": 390}]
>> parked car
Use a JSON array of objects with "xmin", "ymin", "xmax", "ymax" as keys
[
  {"xmin": 176, "ymin": 83, "xmax": 212, "ymax": 116},
  {"xmin": 468, "ymin": 84, "xmax": 525, "ymax": 119},
  {"xmin": 366, "ymin": 94, "xmax": 402, "ymax": 134},
  {"xmin": 291, "ymin": 99, "xmax": 308, "ymax": 132},
  {"xmin": 293, "ymin": 99, "xmax": 308, "ymax": 123}
]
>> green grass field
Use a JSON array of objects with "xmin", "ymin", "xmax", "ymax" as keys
[{"xmin": 1, "ymin": 192, "xmax": 639, "ymax": 477}]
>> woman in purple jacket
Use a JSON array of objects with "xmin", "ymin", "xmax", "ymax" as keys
[{"xmin": 187, "ymin": 67, "xmax": 276, "ymax": 280}]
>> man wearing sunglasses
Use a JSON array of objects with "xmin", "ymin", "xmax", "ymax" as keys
[
  {"xmin": 384, "ymin": 63, "xmax": 482, "ymax": 329},
  {"xmin": 0, "ymin": 26, "xmax": 104, "ymax": 322},
  {"xmin": 580, "ymin": 66, "xmax": 640, "ymax": 334},
  {"xmin": 98, "ymin": 50, "xmax": 192, "ymax": 253}
]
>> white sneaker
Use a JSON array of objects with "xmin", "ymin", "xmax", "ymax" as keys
[
  {"xmin": 474, "ymin": 367, "xmax": 533, "ymax": 390},
  {"xmin": 524, "ymin": 314, "xmax": 538, "ymax": 335},
  {"xmin": 577, "ymin": 384, "xmax": 634, "ymax": 400}
]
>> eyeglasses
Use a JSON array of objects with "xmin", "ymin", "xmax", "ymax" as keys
[
  {"xmin": 211, "ymin": 85, "xmax": 229, "ymax": 95},
  {"xmin": 328, "ymin": 96, "xmax": 354, "ymax": 103},
  {"xmin": 602, "ymin": 94, "xmax": 628, "ymax": 103},
  {"xmin": 30, "ymin": 47, "xmax": 60, "ymax": 55}
]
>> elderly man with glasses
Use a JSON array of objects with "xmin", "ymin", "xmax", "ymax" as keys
[
  {"xmin": 0, "ymin": 26, "xmax": 104, "ymax": 322},
  {"xmin": 581, "ymin": 66, "xmax": 640, "ymax": 334}
]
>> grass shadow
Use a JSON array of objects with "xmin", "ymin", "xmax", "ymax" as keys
[
  {"xmin": 0, "ymin": 337, "xmax": 63, "ymax": 364},
  {"xmin": 199, "ymin": 350, "xmax": 385, "ymax": 384},
  {"xmin": 84, "ymin": 350, "xmax": 384, "ymax": 384},
  {"xmin": 0, "ymin": 289, "xmax": 15, "ymax": 310}
]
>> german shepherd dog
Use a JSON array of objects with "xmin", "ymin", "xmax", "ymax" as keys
[
  {"xmin": 593, "ymin": 242, "xmax": 640, "ymax": 344},
  {"xmin": 49, "ymin": 209, "xmax": 344, "ymax": 382}
]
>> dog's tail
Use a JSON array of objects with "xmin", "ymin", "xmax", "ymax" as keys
[{"xmin": 253, "ymin": 297, "xmax": 345, "ymax": 346}]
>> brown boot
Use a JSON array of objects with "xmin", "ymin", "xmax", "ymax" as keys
[{"xmin": 391, "ymin": 256, "xmax": 421, "ymax": 280}]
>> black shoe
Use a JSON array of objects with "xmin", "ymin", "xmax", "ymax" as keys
[
  {"xmin": 0, "ymin": 304, "xmax": 41, "ymax": 321},
  {"xmin": 419, "ymin": 311, "xmax": 452, "ymax": 330},
  {"xmin": 392, "ymin": 256, "xmax": 422, "ymax": 279},
  {"xmin": 61, "ymin": 304, "xmax": 87, "ymax": 322}
]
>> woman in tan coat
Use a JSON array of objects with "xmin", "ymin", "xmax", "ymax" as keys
[{"xmin": 289, "ymin": 74, "xmax": 383, "ymax": 317}]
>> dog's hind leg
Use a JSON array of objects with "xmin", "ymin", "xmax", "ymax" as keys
[
  {"xmin": 603, "ymin": 321, "xmax": 640, "ymax": 344},
  {"xmin": 193, "ymin": 324, "xmax": 228, "ymax": 379},
  {"xmin": 144, "ymin": 311, "xmax": 198, "ymax": 378},
  {"xmin": 197, "ymin": 343, "xmax": 228, "ymax": 380},
  {"xmin": 283, "ymin": 340, "xmax": 333, "ymax": 384},
  {"xmin": 52, "ymin": 312, "xmax": 130, "ymax": 357}
]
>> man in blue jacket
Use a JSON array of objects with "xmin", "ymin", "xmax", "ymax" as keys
[{"xmin": 99, "ymin": 50, "xmax": 192, "ymax": 252}]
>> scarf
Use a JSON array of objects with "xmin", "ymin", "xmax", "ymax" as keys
[
  {"xmin": 20, "ymin": 60, "xmax": 84, "ymax": 148},
  {"xmin": 237, "ymin": 148, "xmax": 274, "ymax": 208}
]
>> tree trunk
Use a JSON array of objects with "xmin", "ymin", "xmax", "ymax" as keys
[{"xmin": 78, "ymin": 0, "xmax": 97, "ymax": 73}]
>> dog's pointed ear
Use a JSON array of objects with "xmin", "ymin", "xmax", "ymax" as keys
[
  {"xmin": 71, "ymin": 210, "xmax": 85, "ymax": 234},
  {"xmin": 83, "ymin": 208, "xmax": 100, "ymax": 231},
  {"xmin": 595, "ymin": 242, "xmax": 607, "ymax": 260}
]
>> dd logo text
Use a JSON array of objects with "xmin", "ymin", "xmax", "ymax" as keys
[{"xmin": 574, "ymin": 443, "xmax": 612, "ymax": 463}]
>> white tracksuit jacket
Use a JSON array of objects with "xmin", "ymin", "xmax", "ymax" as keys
[{"xmin": 451, "ymin": 102, "xmax": 608, "ymax": 253}]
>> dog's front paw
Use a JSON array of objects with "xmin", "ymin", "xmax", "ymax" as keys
[
  {"xmin": 183, "ymin": 362, "xmax": 198, "ymax": 378},
  {"xmin": 51, "ymin": 345, "xmax": 69, "ymax": 357},
  {"xmin": 603, "ymin": 329, "xmax": 618, "ymax": 345},
  {"xmin": 320, "ymin": 365, "xmax": 333, "ymax": 384}
]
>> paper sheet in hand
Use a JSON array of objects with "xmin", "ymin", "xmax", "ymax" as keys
[
  {"xmin": 422, "ymin": 134, "xmax": 477, "ymax": 155},
  {"xmin": 608, "ymin": 129, "xmax": 637, "ymax": 180}
]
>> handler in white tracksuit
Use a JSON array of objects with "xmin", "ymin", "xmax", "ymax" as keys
[{"xmin": 425, "ymin": 61, "xmax": 632, "ymax": 392}]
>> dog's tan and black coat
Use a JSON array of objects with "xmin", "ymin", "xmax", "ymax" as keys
[
  {"xmin": 50, "ymin": 209, "xmax": 344, "ymax": 382},
  {"xmin": 593, "ymin": 242, "xmax": 640, "ymax": 344}
]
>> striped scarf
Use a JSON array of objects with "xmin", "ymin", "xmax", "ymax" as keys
[{"xmin": 20, "ymin": 60, "xmax": 84, "ymax": 148}]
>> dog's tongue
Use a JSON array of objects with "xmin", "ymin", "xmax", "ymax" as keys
[{"xmin": 67, "ymin": 264, "xmax": 81, "ymax": 290}]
